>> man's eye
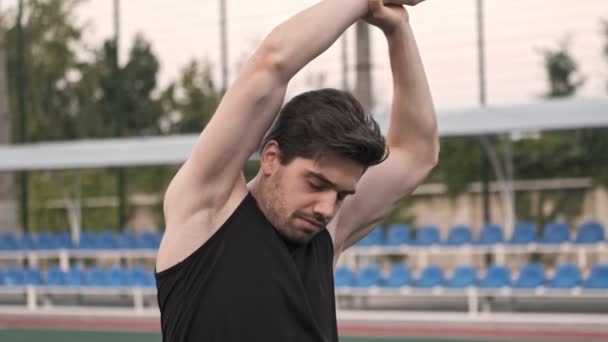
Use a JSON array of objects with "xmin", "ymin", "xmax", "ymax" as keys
[{"xmin": 309, "ymin": 182, "xmax": 323, "ymax": 190}]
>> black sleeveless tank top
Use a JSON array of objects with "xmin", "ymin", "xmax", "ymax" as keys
[{"xmin": 155, "ymin": 192, "xmax": 338, "ymax": 342}]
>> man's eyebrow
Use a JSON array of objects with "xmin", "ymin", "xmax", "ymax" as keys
[{"xmin": 308, "ymin": 171, "xmax": 356, "ymax": 195}]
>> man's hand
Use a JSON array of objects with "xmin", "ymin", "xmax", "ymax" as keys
[{"xmin": 365, "ymin": 0, "xmax": 425, "ymax": 34}]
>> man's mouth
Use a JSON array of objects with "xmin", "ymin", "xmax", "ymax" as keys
[{"xmin": 299, "ymin": 216, "xmax": 324, "ymax": 230}]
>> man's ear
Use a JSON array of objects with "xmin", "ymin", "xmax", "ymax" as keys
[{"xmin": 260, "ymin": 141, "xmax": 282, "ymax": 176}]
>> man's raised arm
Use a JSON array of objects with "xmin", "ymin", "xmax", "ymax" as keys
[{"xmin": 330, "ymin": 2, "xmax": 439, "ymax": 257}]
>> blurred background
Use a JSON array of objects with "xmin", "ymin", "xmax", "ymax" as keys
[{"xmin": 0, "ymin": 0, "xmax": 607, "ymax": 341}]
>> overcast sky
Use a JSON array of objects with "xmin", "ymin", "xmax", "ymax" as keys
[{"xmin": 5, "ymin": 0, "xmax": 608, "ymax": 113}]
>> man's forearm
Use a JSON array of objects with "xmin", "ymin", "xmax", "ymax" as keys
[
  {"xmin": 261, "ymin": 0, "xmax": 368, "ymax": 81},
  {"xmin": 385, "ymin": 22, "xmax": 438, "ymax": 161}
]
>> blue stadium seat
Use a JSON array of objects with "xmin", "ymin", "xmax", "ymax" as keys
[
  {"xmin": 106, "ymin": 266, "xmax": 127, "ymax": 287},
  {"xmin": 415, "ymin": 265, "xmax": 444, "ymax": 288},
  {"xmin": 65, "ymin": 267, "xmax": 86, "ymax": 286},
  {"xmin": 444, "ymin": 225, "xmax": 472, "ymax": 246},
  {"xmin": 97, "ymin": 231, "xmax": 119, "ymax": 250},
  {"xmin": 583, "ymin": 265, "xmax": 608, "ymax": 289},
  {"xmin": 0, "ymin": 233, "xmax": 19, "ymax": 250},
  {"xmin": 37, "ymin": 233, "xmax": 54, "ymax": 250},
  {"xmin": 354, "ymin": 264, "xmax": 381, "ymax": 288},
  {"xmin": 446, "ymin": 265, "xmax": 477, "ymax": 289},
  {"xmin": 146, "ymin": 272, "xmax": 156, "ymax": 287},
  {"xmin": 548, "ymin": 264, "xmax": 581, "ymax": 289},
  {"xmin": 355, "ymin": 228, "xmax": 383, "ymax": 247},
  {"xmin": 575, "ymin": 221, "xmax": 605, "ymax": 244},
  {"xmin": 86, "ymin": 266, "xmax": 107, "ymax": 286},
  {"xmin": 44, "ymin": 266, "xmax": 65, "ymax": 286},
  {"xmin": 479, "ymin": 265, "xmax": 510, "ymax": 288},
  {"xmin": 4, "ymin": 266, "xmax": 24, "ymax": 286},
  {"xmin": 540, "ymin": 222, "xmax": 570, "ymax": 244},
  {"xmin": 117, "ymin": 232, "xmax": 138, "ymax": 249},
  {"xmin": 19, "ymin": 234, "xmax": 37, "ymax": 250},
  {"xmin": 334, "ymin": 266, "xmax": 354, "ymax": 288},
  {"xmin": 385, "ymin": 224, "xmax": 411, "ymax": 246},
  {"xmin": 23, "ymin": 268, "xmax": 42, "ymax": 286},
  {"xmin": 77, "ymin": 232, "xmax": 96, "ymax": 249},
  {"xmin": 414, "ymin": 226, "xmax": 440, "ymax": 246},
  {"xmin": 513, "ymin": 263, "xmax": 545, "ymax": 289},
  {"xmin": 0, "ymin": 270, "xmax": 5, "ymax": 286},
  {"xmin": 383, "ymin": 264, "xmax": 411, "ymax": 288},
  {"xmin": 508, "ymin": 222, "xmax": 537, "ymax": 245},
  {"xmin": 54, "ymin": 232, "xmax": 72, "ymax": 249},
  {"xmin": 476, "ymin": 224, "xmax": 504, "ymax": 245},
  {"xmin": 127, "ymin": 266, "xmax": 150, "ymax": 287},
  {"xmin": 146, "ymin": 232, "xmax": 162, "ymax": 249},
  {"xmin": 130, "ymin": 265, "xmax": 147, "ymax": 275}
]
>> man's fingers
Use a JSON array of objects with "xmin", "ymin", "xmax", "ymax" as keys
[
  {"xmin": 382, "ymin": 0, "xmax": 424, "ymax": 6},
  {"xmin": 401, "ymin": 0, "xmax": 425, "ymax": 5}
]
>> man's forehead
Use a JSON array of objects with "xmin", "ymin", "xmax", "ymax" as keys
[{"xmin": 306, "ymin": 159, "xmax": 361, "ymax": 189}]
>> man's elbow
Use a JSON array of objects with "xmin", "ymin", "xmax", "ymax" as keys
[
  {"xmin": 413, "ymin": 134, "xmax": 440, "ymax": 177},
  {"xmin": 254, "ymin": 37, "xmax": 289, "ymax": 81}
]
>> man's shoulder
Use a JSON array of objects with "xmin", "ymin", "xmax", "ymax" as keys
[{"xmin": 157, "ymin": 183, "xmax": 249, "ymax": 273}]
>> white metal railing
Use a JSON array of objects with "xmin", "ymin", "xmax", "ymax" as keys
[
  {"xmin": 335, "ymin": 286, "xmax": 608, "ymax": 316},
  {"xmin": 0, "ymin": 285, "xmax": 157, "ymax": 312},
  {"xmin": 1, "ymin": 285, "xmax": 607, "ymax": 316},
  {"xmin": 0, "ymin": 241, "xmax": 606, "ymax": 273}
]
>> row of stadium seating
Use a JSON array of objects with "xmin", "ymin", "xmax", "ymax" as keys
[
  {"xmin": 0, "ymin": 265, "xmax": 156, "ymax": 287},
  {"xmin": 335, "ymin": 263, "xmax": 608, "ymax": 289},
  {"xmin": 0, "ymin": 221, "xmax": 604, "ymax": 251},
  {"xmin": 356, "ymin": 221, "xmax": 605, "ymax": 247},
  {"xmin": 4, "ymin": 262, "xmax": 605, "ymax": 290},
  {"xmin": 0, "ymin": 231, "xmax": 161, "ymax": 251}
]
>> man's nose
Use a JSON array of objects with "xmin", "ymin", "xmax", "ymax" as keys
[{"xmin": 313, "ymin": 192, "xmax": 337, "ymax": 224}]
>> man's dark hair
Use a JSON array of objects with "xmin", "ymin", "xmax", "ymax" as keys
[{"xmin": 261, "ymin": 88, "xmax": 388, "ymax": 169}]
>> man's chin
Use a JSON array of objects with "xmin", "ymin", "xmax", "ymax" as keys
[{"xmin": 282, "ymin": 229, "xmax": 317, "ymax": 245}]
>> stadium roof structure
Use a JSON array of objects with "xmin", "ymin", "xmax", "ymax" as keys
[{"xmin": 0, "ymin": 97, "xmax": 607, "ymax": 172}]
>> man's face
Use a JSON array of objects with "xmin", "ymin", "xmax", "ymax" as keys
[{"xmin": 260, "ymin": 145, "xmax": 364, "ymax": 244}]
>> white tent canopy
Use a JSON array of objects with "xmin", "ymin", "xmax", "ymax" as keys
[{"xmin": 0, "ymin": 97, "xmax": 607, "ymax": 172}]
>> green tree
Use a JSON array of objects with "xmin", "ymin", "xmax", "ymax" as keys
[
  {"xmin": 5, "ymin": 0, "xmax": 84, "ymax": 142},
  {"xmin": 163, "ymin": 59, "xmax": 220, "ymax": 134},
  {"xmin": 3, "ymin": 0, "xmax": 87, "ymax": 233},
  {"xmin": 511, "ymin": 38, "xmax": 587, "ymax": 229},
  {"xmin": 76, "ymin": 34, "xmax": 165, "ymax": 138},
  {"xmin": 590, "ymin": 19, "xmax": 608, "ymax": 186},
  {"xmin": 2, "ymin": 0, "xmax": 173, "ymax": 231},
  {"xmin": 432, "ymin": 137, "xmax": 483, "ymax": 196},
  {"xmin": 540, "ymin": 38, "xmax": 585, "ymax": 98}
]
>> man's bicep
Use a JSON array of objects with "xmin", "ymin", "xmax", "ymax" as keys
[
  {"xmin": 331, "ymin": 151, "xmax": 432, "ymax": 254},
  {"xmin": 187, "ymin": 69, "xmax": 287, "ymax": 188}
]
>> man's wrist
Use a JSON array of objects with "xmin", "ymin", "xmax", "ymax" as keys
[{"xmin": 384, "ymin": 21, "xmax": 410, "ymax": 41}]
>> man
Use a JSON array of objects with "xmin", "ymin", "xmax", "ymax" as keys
[{"xmin": 156, "ymin": 0, "xmax": 438, "ymax": 341}]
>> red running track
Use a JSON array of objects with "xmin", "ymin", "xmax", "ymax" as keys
[{"xmin": 1, "ymin": 316, "xmax": 608, "ymax": 341}]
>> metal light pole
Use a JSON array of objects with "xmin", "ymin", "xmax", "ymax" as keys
[
  {"xmin": 16, "ymin": 0, "xmax": 29, "ymax": 233},
  {"xmin": 476, "ymin": 0, "xmax": 491, "ymax": 225},
  {"xmin": 476, "ymin": 0, "xmax": 515, "ymax": 235},
  {"xmin": 0, "ymin": 0, "xmax": 19, "ymax": 234},
  {"xmin": 113, "ymin": 0, "xmax": 126, "ymax": 230},
  {"xmin": 219, "ymin": 0, "xmax": 228, "ymax": 93}
]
